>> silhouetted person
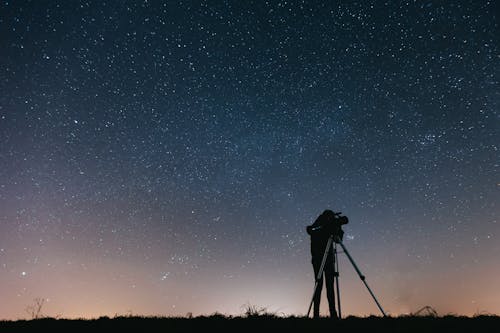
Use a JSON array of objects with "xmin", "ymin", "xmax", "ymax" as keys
[{"xmin": 307, "ymin": 209, "xmax": 338, "ymax": 319}]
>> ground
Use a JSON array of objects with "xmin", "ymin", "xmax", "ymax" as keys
[{"xmin": 1, "ymin": 315, "xmax": 499, "ymax": 333}]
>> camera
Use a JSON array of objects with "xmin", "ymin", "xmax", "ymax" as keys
[
  {"xmin": 326, "ymin": 212, "xmax": 348, "ymax": 242},
  {"xmin": 331, "ymin": 211, "xmax": 349, "ymax": 226}
]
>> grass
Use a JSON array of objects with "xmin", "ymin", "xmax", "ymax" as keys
[{"xmin": 1, "ymin": 314, "xmax": 499, "ymax": 333}]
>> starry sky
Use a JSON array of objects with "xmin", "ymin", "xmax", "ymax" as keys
[{"xmin": 0, "ymin": 0, "xmax": 498, "ymax": 320}]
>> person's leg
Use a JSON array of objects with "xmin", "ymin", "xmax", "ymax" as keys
[
  {"xmin": 324, "ymin": 257, "xmax": 337, "ymax": 318},
  {"xmin": 312, "ymin": 259, "xmax": 323, "ymax": 318}
]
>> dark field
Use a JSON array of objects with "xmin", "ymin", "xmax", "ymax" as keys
[{"xmin": 1, "ymin": 315, "xmax": 499, "ymax": 333}]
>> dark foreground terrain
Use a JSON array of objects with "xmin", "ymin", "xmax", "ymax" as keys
[{"xmin": 1, "ymin": 315, "xmax": 499, "ymax": 333}]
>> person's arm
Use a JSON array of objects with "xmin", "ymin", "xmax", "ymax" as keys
[{"xmin": 306, "ymin": 216, "xmax": 324, "ymax": 235}]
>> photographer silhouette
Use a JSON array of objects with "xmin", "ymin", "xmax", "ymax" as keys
[
  {"xmin": 306, "ymin": 209, "xmax": 387, "ymax": 319},
  {"xmin": 306, "ymin": 210, "xmax": 339, "ymax": 319}
]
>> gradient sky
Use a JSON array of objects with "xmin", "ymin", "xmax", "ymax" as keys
[{"xmin": 0, "ymin": 0, "xmax": 498, "ymax": 320}]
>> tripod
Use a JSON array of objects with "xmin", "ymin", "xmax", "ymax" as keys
[{"xmin": 307, "ymin": 234, "xmax": 387, "ymax": 318}]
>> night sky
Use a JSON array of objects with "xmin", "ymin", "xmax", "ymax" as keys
[{"xmin": 1, "ymin": 0, "xmax": 498, "ymax": 319}]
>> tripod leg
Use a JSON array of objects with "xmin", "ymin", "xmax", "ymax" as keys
[
  {"xmin": 307, "ymin": 236, "xmax": 334, "ymax": 317},
  {"xmin": 334, "ymin": 243, "xmax": 341, "ymax": 319},
  {"xmin": 337, "ymin": 240, "xmax": 387, "ymax": 317}
]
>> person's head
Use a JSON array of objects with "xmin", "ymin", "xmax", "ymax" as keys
[{"xmin": 322, "ymin": 209, "xmax": 335, "ymax": 222}]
